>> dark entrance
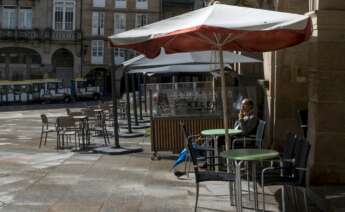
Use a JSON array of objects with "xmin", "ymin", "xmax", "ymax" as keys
[{"xmin": 52, "ymin": 48, "xmax": 74, "ymax": 87}]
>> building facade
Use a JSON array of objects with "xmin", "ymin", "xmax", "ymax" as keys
[
  {"xmin": 0, "ymin": 0, "xmax": 82, "ymax": 86},
  {"xmin": 0, "ymin": 0, "xmax": 160, "ymax": 90}
]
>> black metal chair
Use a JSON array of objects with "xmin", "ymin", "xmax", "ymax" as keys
[
  {"xmin": 186, "ymin": 137, "xmax": 235, "ymax": 212},
  {"xmin": 298, "ymin": 109, "xmax": 308, "ymax": 138},
  {"xmin": 232, "ymin": 120, "xmax": 266, "ymax": 149},
  {"xmin": 38, "ymin": 114, "xmax": 56, "ymax": 148},
  {"xmin": 180, "ymin": 122, "xmax": 214, "ymax": 176},
  {"xmin": 261, "ymin": 136, "xmax": 310, "ymax": 212}
]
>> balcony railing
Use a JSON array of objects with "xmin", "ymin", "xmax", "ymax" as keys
[
  {"xmin": 0, "ymin": 28, "xmax": 82, "ymax": 42},
  {"xmin": 49, "ymin": 30, "xmax": 82, "ymax": 41},
  {"xmin": 0, "ymin": 29, "xmax": 40, "ymax": 41}
]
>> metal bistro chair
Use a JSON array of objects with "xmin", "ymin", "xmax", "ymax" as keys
[
  {"xmin": 56, "ymin": 116, "xmax": 79, "ymax": 150},
  {"xmin": 66, "ymin": 108, "xmax": 83, "ymax": 116},
  {"xmin": 232, "ymin": 120, "xmax": 266, "ymax": 149},
  {"xmin": 38, "ymin": 114, "xmax": 56, "ymax": 148},
  {"xmin": 180, "ymin": 122, "xmax": 214, "ymax": 177},
  {"xmin": 261, "ymin": 136, "xmax": 311, "ymax": 212},
  {"xmin": 186, "ymin": 137, "xmax": 235, "ymax": 212},
  {"xmin": 87, "ymin": 110, "xmax": 110, "ymax": 146}
]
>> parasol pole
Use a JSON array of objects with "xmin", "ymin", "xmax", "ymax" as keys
[{"xmin": 218, "ymin": 46, "xmax": 230, "ymax": 152}]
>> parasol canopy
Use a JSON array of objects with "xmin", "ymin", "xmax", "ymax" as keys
[{"xmin": 108, "ymin": 3, "xmax": 312, "ymax": 161}]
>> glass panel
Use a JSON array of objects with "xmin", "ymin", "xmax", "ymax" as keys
[
  {"xmin": 19, "ymin": 9, "xmax": 32, "ymax": 29},
  {"xmin": 114, "ymin": 13, "xmax": 126, "ymax": 33},
  {"xmin": 55, "ymin": 6, "xmax": 64, "ymax": 30},
  {"xmin": 136, "ymin": 14, "xmax": 147, "ymax": 27},
  {"xmin": 3, "ymin": 8, "xmax": 16, "ymax": 29},
  {"xmin": 93, "ymin": 0, "xmax": 105, "ymax": 7},
  {"xmin": 92, "ymin": 12, "xmax": 99, "ymax": 35},
  {"xmin": 64, "ymin": 6, "xmax": 74, "ymax": 30}
]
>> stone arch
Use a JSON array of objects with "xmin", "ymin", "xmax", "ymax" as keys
[
  {"xmin": 51, "ymin": 48, "xmax": 74, "ymax": 86},
  {"xmin": 0, "ymin": 47, "xmax": 42, "ymax": 80}
]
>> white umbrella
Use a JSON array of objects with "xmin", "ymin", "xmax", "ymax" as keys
[
  {"xmin": 109, "ymin": 3, "xmax": 312, "ymax": 155},
  {"xmin": 124, "ymin": 50, "xmax": 261, "ymax": 68}
]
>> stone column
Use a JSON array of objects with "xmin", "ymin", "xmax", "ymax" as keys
[
  {"xmin": 26, "ymin": 55, "xmax": 32, "ymax": 79},
  {"xmin": 308, "ymin": 8, "xmax": 345, "ymax": 184}
]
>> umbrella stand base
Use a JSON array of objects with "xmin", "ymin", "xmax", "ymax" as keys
[
  {"xmin": 93, "ymin": 145, "xmax": 143, "ymax": 155},
  {"xmin": 119, "ymin": 131, "xmax": 144, "ymax": 138},
  {"xmin": 120, "ymin": 123, "xmax": 150, "ymax": 130}
]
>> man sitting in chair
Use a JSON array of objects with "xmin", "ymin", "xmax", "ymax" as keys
[
  {"xmin": 217, "ymin": 98, "xmax": 258, "ymax": 150},
  {"xmin": 234, "ymin": 98, "xmax": 258, "ymax": 136}
]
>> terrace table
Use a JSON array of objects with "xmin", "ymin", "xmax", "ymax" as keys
[
  {"xmin": 201, "ymin": 128, "xmax": 242, "ymax": 171},
  {"xmin": 221, "ymin": 149, "xmax": 279, "ymax": 212}
]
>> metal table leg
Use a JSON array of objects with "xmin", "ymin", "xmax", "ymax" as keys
[
  {"xmin": 214, "ymin": 136, "xmax": 219, "ymax": 171},
  {"xmin": 252, "ymin": 161, "xmax": 258, "ymax": 211},
  {"xmin": 235, "ymin": 160, "xmax": 243, "ymax": 212}
]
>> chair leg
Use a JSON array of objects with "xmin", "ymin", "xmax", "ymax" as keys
[
  {"xmin": 303, "ymin": 188, "xmax": 309, "ymax": 212},
  {"xmin": 39, "ymin": 131, "xmax": 44, "ymax": 148},
  {"xmin": 292, "ymin": 186, "xmax": 298, "ymax": 211},
  {"xmin": 44, "ymin": 132, "xmax": 48, "ymax": 146},
  {"xmin": 282, "ymin": 185, "xmax": 286, "ymax": 212},
  {"xmin": 56, "ymin": 133, "xmax": 60, "ymax": 150},
  {"xmin": 262, "ymin": 175, "xmax": 266, "ymax": 212},
  {"xmin": 187, "ymin": 154, "xmax": 191, "ymax": 177},
  {"xmin": 246, "ymin": 162, "xmax": 251, "ymax": 200},
  {"xmin": 229, "ymin": 182, "xmax": 235, "ymax": 206},
  {"xmin": 184, "ymin": 152, "xmax": 188, "ymax": 174},
  {"xmin": 195, "ymin": 182, "xmax": 199, "ymax": 212}
]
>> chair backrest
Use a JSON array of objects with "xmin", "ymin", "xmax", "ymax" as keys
[
  {"xmin": 281, "ymin": 133, "xmax": 297, "ymax": 177},
  {"xmin": 293, "ymin": 136, "xmax": 311, "ymax": 187},
  {"xmin": 56, "ymin": 116, "xmax": 76, "ymax": 129},
  {"xmin": 282, "ymin": 133, "xmax": 297, "ymax": 160},
  {"xmin": 41, "ymin": 114, "xmax": 48, "ymax": 127},
  {"xmin": 179, "ymin": 121, "xmax": 189, "ymax": 146},
  {"xmin": 82, "ymin": 108, "xmax": 96, "ymax": 117},
  {"xmin": 255, "ymin": 120, "xmax": 266, "ymax": 148}
]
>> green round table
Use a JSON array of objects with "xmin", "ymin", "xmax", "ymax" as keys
[
  {"xmin": 201, "ymin": 128, "xmax": 242, "ymax": 136},
  {"xmin": 221, "ymin": 149, "xmax": 279, "ymax": 212},
  {"xmin": 201, "ymin": 129, "xmax": 242, "ymax": 171}
]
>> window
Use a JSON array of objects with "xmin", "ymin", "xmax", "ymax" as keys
[
  {"xmin": 19, "ymin": 8, "xmax": 32, "ymax": 29},
  {"xmin": 92, "ymin": 12, "xmax": 105, "ymax": 35},
  {"xmin": 115, "ymin": 0, "xmax": 126, "ymax": 8},
  {"xmin": 114, "ymin": 48, "xmax": 125, "ymax": 65},
  {"xmin": 114, "ymin": 13, "xmax": 126, "ymax": 34},
  {"xmin": 135, "ymin": 14, "xmax": 148, "ymax": 28},
  {"xmin": 91, "ymin": 40, "xmax": 104, "ymax": 64},
  {"xmin": 2, "ymin": 7, "xmax": 16, "ymax": 29},
  {"xmin": 53, "ymin": 0, "xmax": 75, "ymax": 31},
  {"xmin": 136, "ymin": 0, "xmax": 148, "ymax": 9},
  {"xmin": 93, "ymin": 0, "xmax": 105, "ymax": 7}
]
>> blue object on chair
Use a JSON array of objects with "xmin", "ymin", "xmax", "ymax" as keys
[
  {"xmin": 172, "ymin": 143, "xmax": 201, "ymax": 169},
  {"xmin": 172, "ymin": 148, "xmax": 187, "ymax": 169}
]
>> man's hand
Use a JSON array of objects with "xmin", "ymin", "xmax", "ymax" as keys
[{"xmin": 239, "ymin": 110, "xmax": 244, "ymax": 119}]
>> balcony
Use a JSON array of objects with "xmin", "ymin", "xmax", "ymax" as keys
[
  {"xmin": 49, "ymin": 30, "xmax": 82, "ymax": 41},
  {"xmin": 0, "ymin": 28, "xmax": 82, "ymax": 42},
  {"xmin": 0, "ymin": 29, "xmax": 40, "ymax": 41}
]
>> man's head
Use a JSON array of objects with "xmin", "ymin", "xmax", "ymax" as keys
[{"xmin": 240, "ymin": 98, "xmax": 254, "ymax": 115}]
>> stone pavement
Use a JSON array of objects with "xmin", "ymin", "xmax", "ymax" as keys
[{"xmin": 0, "ymin": 105, "xmax": 322, "ymax": 212}]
